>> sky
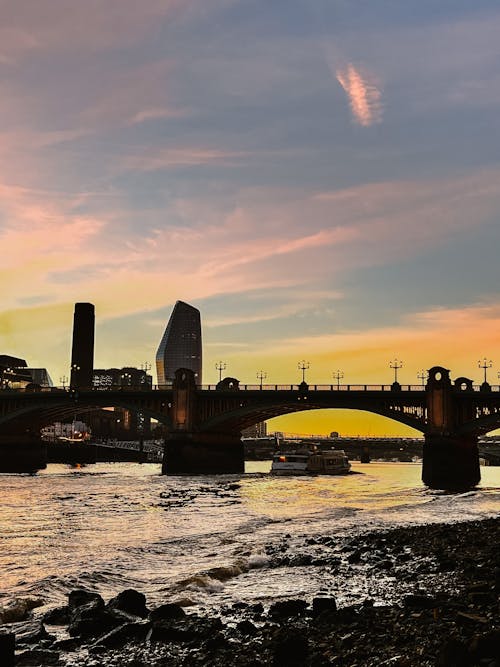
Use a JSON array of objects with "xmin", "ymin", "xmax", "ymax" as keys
[{"xmin": 1, "ymin": 0, "xmax": 500, "ymax": 436}]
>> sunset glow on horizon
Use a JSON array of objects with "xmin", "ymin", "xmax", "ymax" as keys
[{"xmin": 1, "ymin": 1, "xmax": 500, "ymax": 436}]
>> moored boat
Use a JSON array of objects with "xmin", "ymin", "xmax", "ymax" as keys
[{"xmin": 271, "ymin": 448, "xmax": 351, "ymax": 476}]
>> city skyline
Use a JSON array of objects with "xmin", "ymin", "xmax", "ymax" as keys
[{"xmin": 1, "ymin": 1, "xmax": 500, "ymax": 436}]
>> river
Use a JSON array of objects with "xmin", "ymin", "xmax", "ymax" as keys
[{"xmin": 1, "ymin": 462, "xmax": 499, "ymax": 617}]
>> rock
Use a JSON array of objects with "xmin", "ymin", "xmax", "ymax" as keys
[
  {"xmin": 147, "ymin": 615, "xmax": 223, "ymax": 643},
  {"xmin": 0, "ymin": 597, "xmax": 43, "ymax": 623},
  {"xmin": 0, "ymin": 632, "xmax": 15, "ymax": 667},
  {"xmin": 469, "ymin": 630, "xmax": 500, "ymax": 660},
  {"xmin": 42, "ymin": 605, "xmax": 70, "ymax": 625},
  {"xmin": 68, "ymin": 589, "xmax": 104, "ymax": 611},
  {"xmin": 347, "ymin": 549, "xmax": 363, "ymax": 564},
  {"xmin": 107, "ymin": 589, "xmax": 148, "ymax": 618},
  {"xmin": 437, "ymin": 638, "xmax": 469, "ymax": 667},
  {"xmin": 15, "ymin": 648, "xmax": 60, "ymax": 666},
  {"xmin": 237, "ymin": 619, "xmax": 257, "ymax": 635},
  {"xmin": 93, "ymin": 621, "xmax": 151, "ymax": 648},
  {"xmin": 272, "ymin": 629, "xmax": 309, "ymax": 666},
  {"xmin": 149, "ymin": 603, "xmax": 186, "ymax": 622},
  {"xmin": 402, "ymin": 594, "xmax": 438, "ymax": 609},
  {"xmin": 268, "ymin": 599, "xmax": 308, "ymax": 619},
  {"xmin": 312, "ymin": 596, "xmax": 337, "ymax": 616},
  {"xmin": 14, "ymin": 620, "xmax": 52, "ymax": 646},
  {"xmin": 68, "ymin": 600, "xmax": 122, "ymax": 638}
]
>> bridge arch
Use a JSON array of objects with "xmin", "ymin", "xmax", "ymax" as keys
[{"xmin": 200, "ymin": 401, "xmax": 426, "ymax": 435}]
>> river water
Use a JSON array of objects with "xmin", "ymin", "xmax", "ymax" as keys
[{"xmin": 1, "ymin": 462, "xmax": 499, "ymax": 618}]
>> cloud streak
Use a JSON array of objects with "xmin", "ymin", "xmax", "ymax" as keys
[{"xmin": 336, "ymin": 63, "xmax": 383, "ymax": 126}]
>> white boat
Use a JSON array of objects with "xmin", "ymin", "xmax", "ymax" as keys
[{"xmin": 271, "ymin": 448, "xmax": 351, "ymax": 476}]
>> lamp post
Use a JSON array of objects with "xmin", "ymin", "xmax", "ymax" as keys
[
  {"xmin": 389, "ymin": 359, "xmax": 403, "ymax": 384},
  {"xmin": 215, "ymin": 361, "xmax": 227, "ymax": 382},
  {"xmin": 60, "ymin": 375, "xmax": 68, "ymax": 389},
  {"xmin": 332, "ymin": 370, "xmax": 344, "ymax": 389},
  {"xmin": 478, "ymin": 358, "xmax": 492, "ymax": 384},
  {"xmin": 298, "ymin": 360, "xmax": 310, "ymax": 383},
  {"xmin": 417, "ymin": 370, "xmax": 428, "ymax": 386},
  {"xmin": 257, "ymin": 370, "xmax": 267, "ymax": 388}
]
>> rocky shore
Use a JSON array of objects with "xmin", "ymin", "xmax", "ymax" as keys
[{"xmin": 2, "ymin": 516, "xmax": 499, "ymax": 666}]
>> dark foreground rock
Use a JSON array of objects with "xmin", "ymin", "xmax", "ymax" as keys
[{"xmin": 10, "ymin": 517, "xmax": 500, "ymax": 666}]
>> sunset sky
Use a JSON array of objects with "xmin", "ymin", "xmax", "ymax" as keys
[{"xmin": 1, "ymin": 1, "xmax": 500, "ymax": 436}]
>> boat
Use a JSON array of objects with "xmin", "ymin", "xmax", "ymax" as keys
[{"xmin": 270, "ymin": 448, "xmax": 351, "ymax": 476}]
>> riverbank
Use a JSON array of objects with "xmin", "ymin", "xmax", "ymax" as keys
[{"xmin": 6, "ymin": 515, "xmax": 499, "ymax": 666}]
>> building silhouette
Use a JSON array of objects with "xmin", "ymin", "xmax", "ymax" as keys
[
  {"xmin": 70, "ymin": 303, "xmax": 95, "ymax": 387},
  {"xmin": 156, "ymin": 301, "xmax": 202, "ymax": 385}
]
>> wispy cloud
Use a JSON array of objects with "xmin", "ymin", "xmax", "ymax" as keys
[{"xmin": 336, "ymin": 63, "xmax": 383, "ymax": 126}]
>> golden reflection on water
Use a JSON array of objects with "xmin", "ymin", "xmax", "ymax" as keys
[{"xmin": 239, "ymin": 462, "xmax": 427, "ymax": 519}]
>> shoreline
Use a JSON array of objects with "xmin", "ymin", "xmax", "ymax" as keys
[{"xmin": 3, "ymin": 515, "xmax": 498, "ymax": 666}]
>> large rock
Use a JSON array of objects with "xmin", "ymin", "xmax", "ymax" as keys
[
  {"xmin": 149, "ymin": 603, "xmax": 186, "ymax": 622},
  {"xmin": 147, "ymin": 615, "xmax": 223, "ymax": 643},
  {"xmin": 68, "ymin": 598, "xmax": 121, "ymax": 638},
  {"xmin": 68, "ymin": 590, "xmax": 104, "ymax": 611},
  {"xmin": 93, "ymin": 621, "xmax": 151, "ymax": 648},
  {"xmin": 107, "ymin": 589, "xmax": 148, "ymax": 618},
  {"xmin": 268, "ymin": 599, "xmax": 308, "ymax": 619},
  {"xmin": 42, "ymin": 605, "xmax": 70, "ymax": 625}
]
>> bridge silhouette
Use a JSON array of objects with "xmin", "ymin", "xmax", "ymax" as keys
[{"xmin": 1, "ymin": 365, "xmax": 500, "ymax": 489}]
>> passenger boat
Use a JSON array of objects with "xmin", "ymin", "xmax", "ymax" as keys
[{"xmin": 270, "ymin": 448, "xmax": 351, "ymax": 476}]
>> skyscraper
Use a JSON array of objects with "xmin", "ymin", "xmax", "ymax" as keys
[
  {"xmin": 156, "ymin": 301, "xmax": 202, "ymax": 385},
  {"xmin": 70, "ymin": 302, "xmax": 95, "ymax": 387}
]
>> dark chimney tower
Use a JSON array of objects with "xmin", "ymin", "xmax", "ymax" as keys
[{"xmin": 70, "ymin": 303, "xmax": 95, "ymax": 388}]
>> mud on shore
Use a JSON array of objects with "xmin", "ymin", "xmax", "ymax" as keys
[{"xmin": 3, "ymin": 517, "xmax": 499, "ymax": 666}]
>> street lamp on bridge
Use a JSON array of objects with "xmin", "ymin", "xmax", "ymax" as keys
[
  {"xmin": 478, "ymin": 358, "xmax": 493, "ymax": 384},
  {"xmin": 256, "ymin": 370, "xmax": 267, "ymax": 388},
  {"xmin": 332, "ymin": 370, "xmax": 344, "ymax": 389},
  {"xmin": 298, "ymin": 360, "xmax": 310, "ymax": 384},
  {"xmin": 215, "ymin": 361, "xmax": 227, "ymax": 382},
  {"xmin": 389, "ymin": 359, "xmax": 403, "ymax": 384},
  {"xmin": 60, "ymin": 375, "xmax": 68, "ymax": 389},
  {"xmin": 417, "ymin": 370, "xmax": 428, "ymax": 387}
]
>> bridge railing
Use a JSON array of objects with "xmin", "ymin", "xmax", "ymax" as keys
[
  {"xmin": 198, "ymin": 384, "xmax": 427, "ymax": 392},
  {"xmin": 3, "ymin": 383, "xmax": 500, "ymax": 394}
]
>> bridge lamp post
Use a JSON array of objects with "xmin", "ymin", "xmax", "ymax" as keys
[
  {"xmin": 332, "ymin": 370, "xmax": 344, "ymax": 389},
  {"xmin": 478, "ymin": 358, "xmax": 492, "ymax": 384},
  {"xmin": 257, "ymin": 370, "xmax": 267, "ymax": 389},
  {"xmin": 60, "ymin": 375, "xmax": 68, "ymax": 389},
  {"xmin": 298, "ymin": 360, "xmax": 310, "ymax": 383},
  {"xmin": 215, "ymin": 361, "xmax": 227, "ymax": 382},
  {"xmin": 121, "ymin": 372, "xmax": 132, "ymax": 387},
  {"xmin": 389, "ymin": 359, "xmax": 403, "ymax": 384},
  {"xmin": 417, "ymin": 370, "xmax": 428, "ymax": 387}
]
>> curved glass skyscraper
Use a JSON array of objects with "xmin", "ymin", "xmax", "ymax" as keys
[{"xmin": 155, "ymin": 301, "xmax": 202, "ymax": 385}]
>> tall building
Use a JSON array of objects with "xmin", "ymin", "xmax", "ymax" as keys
[
  {"xmin": 70, "ymin": 302, "xmax": 95, "ymax": 387},
  {"xmin": 156, "ymin": 301, "xmax": 202, "ymax": 385}
]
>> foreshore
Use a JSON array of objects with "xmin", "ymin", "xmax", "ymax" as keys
[{"xmin": 4, "ymin": 516, "xmax": 499, "ymax": 666}]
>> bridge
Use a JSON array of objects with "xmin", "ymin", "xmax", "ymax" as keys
[{"xmin": 1, "ymin": 365, "xmax": 500, "ymax": 489}]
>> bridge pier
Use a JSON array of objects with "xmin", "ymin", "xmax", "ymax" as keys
[
  {"xmin": 0, "ymin": 434, "xmax": 47, "ymax": 473},
  {"xmin": 422, "ymin": 434, "xmax": 480, "ymax": 490},
  {"xmin": 162, "ymin": 432, "xmax": 244, "ymax": 474}
]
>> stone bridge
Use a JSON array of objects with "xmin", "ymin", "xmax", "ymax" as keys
[{"xmin": 1, "ymin": 366, "xmax": 499, "ymax": 489}]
